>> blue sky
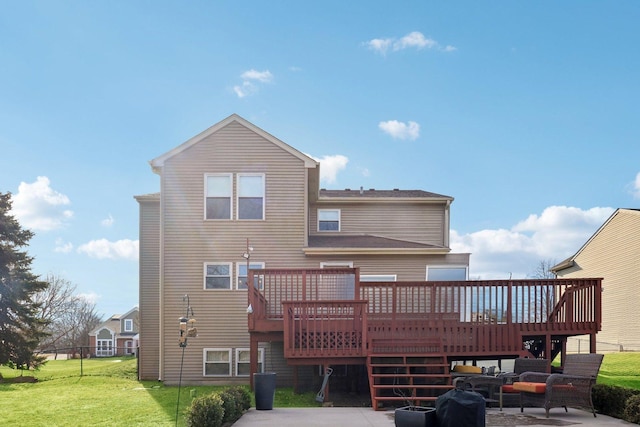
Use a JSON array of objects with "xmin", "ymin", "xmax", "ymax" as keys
[{"xmin": 2, "ymin": 1, "xmax": 639, "ymax": 318}]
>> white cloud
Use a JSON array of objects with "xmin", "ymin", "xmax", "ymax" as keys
[
  {"xmin": 240, "ymin": 69, "xmax": 273, "ymax": 83},
  {"xmin": 233, "ymin": 81, "xmax": 257, "ymax": 98},
  {"xmin": 451, "ymin": 206, "xmax": 615, "ymax": 280},
  {"xmin": 631, "ymin": 172, "xmax": 640, "ymax": 199},
  {"xmin": 10, "ymin": 176, "xmax": 73, "ymax": 231},
  {"xmin": 379, "ymin": 120, "xmax": 420, "ymax": 140},
  {"xmin": 233, "ymin": 69, "xmax": 273, "ymax": 98},
  {"xmin": 395, "ymin": 31, "xmax": 438, "ymax": 50},
  {"xmin": 77, "ymin": 239, "xmax": 139, "ymax": 260},
  {"xmin": 101, "ymin": 214, "xmax": 114, "ymax": 227},
  {"xmin": 366, "ymin": 31, "xmax": 455, "ymax": 55},
  {"xmin": 308, "ymin": 154, "xmax": 349, "ymax": 184},
  {"xmin": 54, "ymin": 238, "xmax": 73, "ymax": 253},
  {"xmin": 76, "ymin": 292, "xmax": 100, "ymax": 304},
  {"xmin": 366, "ymin": 38, "xmax": 393, "ymax": 55}
]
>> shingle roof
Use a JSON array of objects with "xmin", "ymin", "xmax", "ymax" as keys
[
  {"xmin": 307, "ymin": 235, "xmax": 445, "ymax": 249},
  {"xmin": 319, "ymin": 188, "xmax": 451, "ymax": 199}
]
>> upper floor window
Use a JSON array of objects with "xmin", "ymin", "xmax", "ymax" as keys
[
  {"xmin": 204, "ymin": 263, "xmax": 232, "ymax": 290},
  {"xmin": 124, "ymin": 318, "xmax": 133, "ymax": 332},
  {"xmin": 237, "ymin": 262, "xmax": 265, "ymax": 290},
  {"xmin": 238, "ymin": 174, "xmax": 264, "ymax": 220},
  {"xmin": 206, "ymin": 174, "xmax": 232, "ymax": 220},
  {"xmin": 318, "ymin": 209, "xmax": 340, "ymax": 231}
]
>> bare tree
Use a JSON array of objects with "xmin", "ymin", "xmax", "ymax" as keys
[
  {"xmin": 529, "ymin": 259, "xmax": 557, "ymax": 279},
  {"xmin": 34, "ymin": 274, "xmax": 102, "ymax": 358}
]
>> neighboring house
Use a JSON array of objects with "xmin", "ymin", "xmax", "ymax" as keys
[
  {"xmin": 135, "ymin": 114, "xmax": 471, "ymax": 385},
  {"xmin": 553, "ymin": 208, "xmax": 640, "ymax": 352},
  {"xmin": 88, "ymin": 307, "xmax": 139, "ymax": 357}
]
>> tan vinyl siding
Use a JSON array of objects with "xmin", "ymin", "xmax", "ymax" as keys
[
  {"xmin": 309, "ymin": 202, "xmax": 446, "ymax": 245},
  {"xmin": 557, "ymin": 209, "xmax": 640, "ymax": 352},
  {"xmin": 137, "ymin": 196, "xmax": 160, "ymax": 380},
  {"xmin": 159, "ymin": 122, "xmax": 312, "ymax": 383}
]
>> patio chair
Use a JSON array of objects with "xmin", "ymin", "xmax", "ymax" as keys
[
  {"xmin": 455, "ymin": 358, "xmax": 548, "ymax": 409},
  {"xmin": 513, "ymin": 353, "xmax": 604, "ymax": 418},
  {"xmin": 498, "ymin": 358, "xmax": 548, "ymax": 407}
]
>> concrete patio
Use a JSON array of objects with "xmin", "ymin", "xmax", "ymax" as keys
[{"xmin": 232, "ymin": 406, "xmax": 634, "ymax": 426}]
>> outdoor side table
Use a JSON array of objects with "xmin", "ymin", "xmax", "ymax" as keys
[{"xmin": 457, "ymin": 375, "xmax": 504, "ymax": 410}]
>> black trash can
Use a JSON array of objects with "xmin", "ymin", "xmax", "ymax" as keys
[
  {"xmin": 254, "ymin": 372, "xmax": 277, "ymax": 410},
  {"xmin": 436, "ymin": 388, "xmax": 485, "ymax": 427}
]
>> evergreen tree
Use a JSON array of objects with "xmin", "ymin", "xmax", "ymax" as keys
[{"xmin": 0, "ymin": 191, "xmax": 49, "ymax": 369}]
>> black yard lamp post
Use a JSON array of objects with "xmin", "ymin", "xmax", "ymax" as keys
[{"xmin": 175, "ymin": 295, "xmax": 197, "ymax": 426}]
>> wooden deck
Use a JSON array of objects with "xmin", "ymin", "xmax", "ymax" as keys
[{"xmin": 247, "ymin": 268, "xmax": 602, "ymax": 407}]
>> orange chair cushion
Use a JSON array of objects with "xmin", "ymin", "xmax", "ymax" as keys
[
  {"xmin": 512, "ymin": 381, "xmax": 546, "ymax": 393},
  {"xmin": 501, "ymin": 384, "xmax": 518, "ymax": 393}
]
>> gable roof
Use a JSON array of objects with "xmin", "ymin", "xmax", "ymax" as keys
[
  {"xmin": 149, "ymin": 114, "xmax": 318, "ymax": 173},
  {"xmin": 89, "ymin": 307, "xmax": 139, "ymax": 336},
  {"xmin": 552, "ymin": 208, "xmax": 640, "ymax": 272}
]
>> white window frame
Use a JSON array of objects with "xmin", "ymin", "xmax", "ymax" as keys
[
  {"xmin": 235, "ymin": 348, "xmax": 264, "ymax": 376},
  {"xmin": 426, "ymin": 265, "xmax": 469, "ymax": 281},
  {"xmin": 204, "ymin": 262, "xmax": 232, "ymax": 290},
  {"xmin": 123, "ymin": 318, "xmax": 133, "ymax": 332},
  {"xmin": 320, "ymin": 261, "xmax": 353, "ymax": 268},
  {"xmin": 237, "ymin": 173, "xmax": 265, "ymax": 220},
  {"xmin": 203, "ymin": 348, "xmax": 232, "ymax": 377},
  {"xmin": 360, "ymin": 274, "xmax": 397, "ymax": 282},
  {"xmin": 205, "ymin": 173, "xmax": 233, "ymax": 220},
  {"xmin": 124, "ymin": 340, "xmax": 134, "ymax": 355},
  {"xmin": 237, "ymin": 262, "xmax": 265, "ymax": 290},
  {"xmin": 96, "ymin": 338, "xmax": 114, "ymax": 357},
  {"xmin": 318, "ymin": 209, "xmax": 341, "ymax": 231}
]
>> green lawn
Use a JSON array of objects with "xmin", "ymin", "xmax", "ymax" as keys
[
  {"xmin": 1, "ymin": 353, "xmax": 639, "ymax": 426},
  {"xmin": 0, "ymin": 357, "xmax": 319, "ymax": 426}
]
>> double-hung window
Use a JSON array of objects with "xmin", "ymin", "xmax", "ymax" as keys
[
  {"xmin": 318, "ymin": 209, "xmax": 340, "ymax": 231},
  {"xmin": 203, "ymin": 349, "xmax": 231, "ymax": 376},
  {"xmin": 124, "ymin": 318, "xmax": 133, "ymax": 332},
  {"xmin": 237, "ymin": 174, "xmax": 264, "ymax": 220},
  {"xmin": 204, "ymin": 263, "xmax": 232, "ymax": 290},
  {"xmin": 205, "ymin": 174, "xmax": 232, "ymax": 220},
  {"xmin": 237, "ymin": 262, "xmax": 265, "ymax": 290},
  {"xmin": 236, "ymin": 348, "xmax": 264, "ymax": 376}
]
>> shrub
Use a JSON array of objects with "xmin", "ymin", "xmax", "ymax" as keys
[
  {"xmin": 228, "ymin": 386, "xmax": 252, "ymax": 411},
  {"xmin": 593, "ymin": 384, "xmax": 635, "ymax": 419},
  {"xmin": 219, "ymin": 389, "xmax": 240, "ymax": 424},
  {"xmin": 624, "ymin": 394, "xmax": 640, "ymax": 424},
  {"xmin": 219, "ymin": 386, "xmax": 252, "ymax": 423},
  {"xmin": 184, "ymin": 393, "xmax": 224, "ymax": 427}
]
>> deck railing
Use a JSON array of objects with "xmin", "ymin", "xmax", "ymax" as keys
[
  {"xmin": 248, "ymin": 269, "xmax": 602, "ymax": 357},
  {"xmin": 283, "ymin": 300, "xmax": 367, "ymax": 358}
]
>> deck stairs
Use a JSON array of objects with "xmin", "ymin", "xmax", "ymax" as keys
[{"xmin": 367, "ymin": 339, "xmax": 453, "ymax": 410}]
